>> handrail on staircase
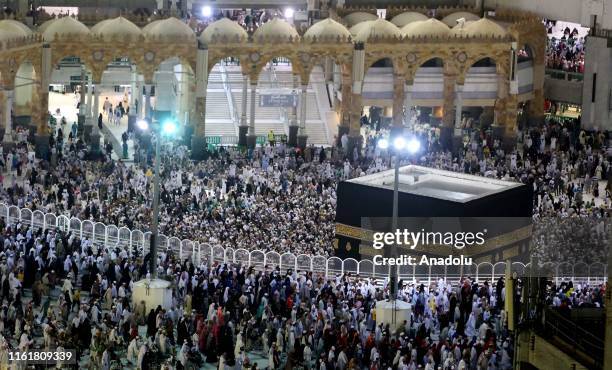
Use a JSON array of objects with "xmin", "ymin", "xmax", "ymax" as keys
[{"xmin": 219, "ymin": 63, "xmax": 239, "ymax": 136}]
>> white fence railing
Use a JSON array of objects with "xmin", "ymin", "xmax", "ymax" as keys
[{"xmin": 0, "ymin": 203, "xmax": 607, "ymax": 286}]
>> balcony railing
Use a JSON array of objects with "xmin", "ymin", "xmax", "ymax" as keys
[{"xmin": 545, "ymin": 68, "xmax": 584, "ymax": 81}]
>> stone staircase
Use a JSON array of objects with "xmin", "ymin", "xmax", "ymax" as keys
[{"xmin": 205, "ymin": 66, "xmax": 237, "ymax": 137}]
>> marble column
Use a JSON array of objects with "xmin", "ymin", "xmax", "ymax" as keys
[
  {"xmin": 501, "ymin": 94, "xmax": 519, "ymax": 152},
  {"xmin": 86, "ymin": 74, "xmax": 93, "ymax": 117},
  {"xmin": 324, "ymin": 56, "xmax": 333, "ymax": 83},
  {"xmin": 90, "ymin": 85, "xmax": 101, "ymax": 154},
  {"xmin": 3, "ymin": 90, "xmax": 14, "ymax": 145},
  {"xmin": 27, "ymin": 86, "xmax": 39, "ymax": 141},
  {"xmin": 391, "ymin": 74, "xmax": 405, "ymax": 139},
  {"xmin": 35, "ymin": 43, "xmax": 52, "ymax": 159},
  {"xmin": 144, "ymin": 84, "xmax": 153, "ymax": 122},
  {"xmin": 191, "ymin": 45, "xmax": 208, "ymax": 160},
  {"xmin": 492, "ymin": 74, "xmax": 511, "ymax": 149},
  {"xmin": 297, "ymin": 84, "xmax": 308, "ymax": 149},
  {"xmin": 440, "ymin": 72, "xmax": 457, "ymax": 150},
  {"xmin": 288, "ymin": 75, "xmax": 299, "ymax": 147},
  {"xmin": 452, "ymin": 85, "xmax": 464, "ymax": 154},
  {"xmin": 128, "ymin": 66, "xmax": 137, "ymax": 132},
  {"xmin": 139, "ymin": 84, "xmax": 145, "ymax": 119},
  {"xmin": 404, "ymin": 83, "xmax": 413, "ymax": 128},
  {"xmin": 337, "ymin": 80, "xmax": 351, "ymax": 146},
  {"xmin": 83, "ymin": 73, "xmax": 94, "ymax": 142},
  {"xmin": 238, "ymin": 75, "xmax": 248, "ymax": 147},
  {"xmin": 347, "ymin": 92, "xmax": 363, "ymax": 155},
  {"xmin": 77, "ymin": 66, "xmax": 86, "ymax": 136},
  {"xmin": 246, "ymin": 83, "xmax": 257, "ymax": 150}
]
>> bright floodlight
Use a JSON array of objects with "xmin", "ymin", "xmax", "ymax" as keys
[
  {"xmin": 162, "ymin": 121, "xmax": 177, "ymax": 135},
  {"xmin": 284, "ymin": 8, "xmax": 294, "ymax": 18},
  {"xmin": 137, "ymin": 119, "xmax": 149, "ymax": 130},
  {"xmin": 407, "ymin": 138, "xmax": 420, "ymax": 153},
  {"xmin": 202, "ymin": 6, "xmax": 212, "ymax": 17},
  {"xmin": 393, "ymin": 137, "xmax": 406, "ymax": 150},
  {"xmin": 378, "ymin": 138, "xmax": 389, "ymax": 149}
]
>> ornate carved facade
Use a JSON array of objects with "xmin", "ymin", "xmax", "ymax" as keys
[{"xmin": 0, "ymin": 6, "xmax": 545, "ymax": 155}]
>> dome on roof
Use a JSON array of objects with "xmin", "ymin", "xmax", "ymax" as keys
[
  {"xmin": 253, "ymin": 18, "xmax": 298, "ymax": 42},
  {"xmin": 464, "ymin": 18, "xmax": 508, "ymax": 38},
  {"xmin": 449, "ymin": 20, "xmax": 474, "ymax": 37},
  {"xmin": 92, "ymin": 17, "xmax": 141, "ymax": 40},
  {"xmin": 390, "ymin": 12, "xmax": 428, "ymax": 27},
  {"xmin": 0, "ymin": 20, "xmax": 32, "ymax": 35},
  {"xmin": 349, "ymin": 20, "xmax": 373, "ymax": 36},
  {"xmin": 402, "ymin": 18, "xmax": 449, "ymax": 39},
  {"xmin": 0, "ymin": 29, "xmax": 20, "ymax": 41},
  {"xmin": 0, "ymin": 20, "xmax": 32, "ymax": 38},
  {"xmin": 142, "ymin": 19, "xmax": 163, "ymax": 33},
  {"xmin": 90, "ymin": 18, "xmax": 112, "ymax": 33},
  {"xmin": 355, "ymin": 18, "xmax": 401, "ymax": 42},
  {"xmin": 304, "ymin": 18, "xmax": 350, "ymax": 41},
  {"xmin": 199, "ymin": 18, "xmax": 247, "ymax": 44},
  {"xmin": 43, "ymin": 16, "xmax": 89, "ymax": 41},
  {"xmin": 343, "ymin": 12, "xmax": 378, "ymax": 27},
  {"xmin": 144, "ymin": 17, "xmax": 195, "ymax": 40},
  {"xmin": 38, "ymin": 18, "xmax": 57, "ymax": 33},
  {"xmin": 441, "ymin": 11, "xmax": 480, "ymax": 27}
]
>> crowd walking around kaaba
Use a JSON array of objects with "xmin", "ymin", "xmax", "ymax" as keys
[{"xmin": 0, "ymin": 112, "xmax": 609, "ymax": 369}]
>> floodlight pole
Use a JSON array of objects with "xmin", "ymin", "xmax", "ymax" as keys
[{"xmin": 149, "ymin": 131, "xmax": 161, "ymax": 279}]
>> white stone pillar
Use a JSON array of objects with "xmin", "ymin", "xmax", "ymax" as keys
[
  {"xmin": 130, "ymin": 67, "xmax": 137, "ymax": 113},
  {"xmin": 128, "ymin": 67, "xmax": 138, "ymax": 132},
  {"xmin": 86, "ymin": 73, "xmax": 93, "ymax": 119},
  {"xmin": 249, "ymin": 83, "xmax": 256, "ymax": 135},
  {"xmin": 333, "ymin": 63, "xmax": 341, "ymax": 90},
  {"xmin": 79, "ymin": 66, "xmax": 86, "ymax": 117},
  {"xmin": 240, "ymin": 75, "xmax": 248, "ymax": 126},
  {"xmin": 194, "ymin": 45, "xmax": 208, "ymax": 137},
  {"xmin": 352, "ymin": 43, "xmax": 365, "ymax": 94},
  {"xmin": 3, "ymin": 90, "xmax": 14, "ymax": 143},
  {"xmin": 297, "ymin": 84, "xmax": 308, "ymax": 148},
  {"xmin": 93, "ymin": 87, "xmax": 100, "ymax": 126},
  {"xmin": 299, "ymin": 85, "xmax": 307, "ymax": 134},
  {"xmin": 454, "ymin": 87, "xmax": 463, "ymax": 129},
  {"xmin": 138, "ymin": 84, "xmax": 145, "ymax": 119},
  {"xmin": 404, "ymin": 84, "xmax": 413, "ymax": 126},
  {"xmin": 89, "ymin": 84, "xmax": 101, "ymax": 153},
  {"xmin": 145, "ymin": 84, "xmax": 152, "ymax": 120},
  {"xmin": 324, "ymin": 56, "xmax": 333, "ymax": 83}
]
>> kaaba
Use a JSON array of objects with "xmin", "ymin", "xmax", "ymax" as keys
[{"xmin": 334, "ymin": 165, "xmax": 533, "ymax": 263}]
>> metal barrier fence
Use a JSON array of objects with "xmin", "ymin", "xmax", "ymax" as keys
[{"xmin": 0, "ymin": 203, "xmax": 607, "ymax": 285}]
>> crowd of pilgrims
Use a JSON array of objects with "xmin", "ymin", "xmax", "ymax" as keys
[
  {"xmin": 0, "ymin": 115, "xmax": 609, "ymax": 261},
  {"xmin": 0, "ymin": 111, "xmax": 608, "ymax": 368},
  {"xmin": 0, "ymin": 217, "xmax": 606, "ymax": 370},
  {"xmin": 544, "ymin": 21, "xmax": 585, "ymax": 73}
]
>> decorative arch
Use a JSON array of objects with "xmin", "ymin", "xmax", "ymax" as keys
[
  {"xmin": 207, "ymin": 55, "xmax": 249, "ymax": 76},
  {"xmin": 364, "ymin": 55, "xmax": 403, "ymax": 75},
  {"xmin": 458, "ymin": 51, "xmax": 508, "ymax": 85},
  {"xmin": 251, "ymin": 54, "xmax": 304, "ymax": 82},
  {"xmin": 13, "ymin": 60, "xmax": 39, "ymax": 118},
  {"xmin": 303, "ymin": 52, "xmax": 353, "ymax": 87},
  {"xmin": 406, "ymin": 54, "xmax": 449, "ymax": 84}
]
